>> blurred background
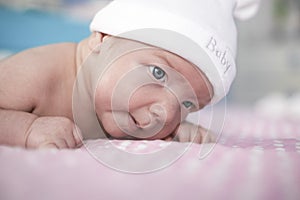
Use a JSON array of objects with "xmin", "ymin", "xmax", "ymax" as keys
[
  {"xmin": 0, "ymin": 0, "xmax": 299, "ymax": 117},
  {"xmin": 0, "ymin": 0, "xmax": 110, "ymax": 53},
  {"xmin": 234, "ymin": 0, "xmax": 300, "ymax": 103}
]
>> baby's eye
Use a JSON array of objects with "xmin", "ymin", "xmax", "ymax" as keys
[
  {"xmin": 149, "ymin": 66, "xmax": 166, "ymax": 82},
  {"xmin": 182, "ymin": 101, "xmax": 194, "ymax": 109}
]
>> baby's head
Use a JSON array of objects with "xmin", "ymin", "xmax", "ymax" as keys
[
  {"xmin": 81, "ymin": 0, "xmax": 260, "ymax": 139},
  {"xmin": 90, "ymin": 36, "xmax": 212, "ymax": 139}
]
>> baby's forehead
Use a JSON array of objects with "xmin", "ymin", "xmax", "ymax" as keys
[
  {"xmin": 111, "ymin": 39, "xmax": 196, "ymax": 72},
  {"xmin": 109, "ymin": 36, "xmax": 194, "ymax": 68}
]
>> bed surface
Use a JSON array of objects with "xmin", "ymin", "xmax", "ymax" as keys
[{"xmin": 1, "ymin": 107, "xmax": 299, "ymax": 200}]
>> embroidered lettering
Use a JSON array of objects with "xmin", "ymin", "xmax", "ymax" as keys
[{"xmin": 206, "ymin": 37, "xmax": 232, "ymax": 74}]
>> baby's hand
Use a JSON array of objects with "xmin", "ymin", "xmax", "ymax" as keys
[
  {"xmin": 167, "ymin": 121, "xmax": 216, "ymax": 144},
  {"xmin": 25, "ymin": 117, "xmax": 83, "ymax": 149}
]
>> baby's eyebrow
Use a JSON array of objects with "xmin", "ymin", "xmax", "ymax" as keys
[{"xmin": 152, "ymin": 51, "xmax": 174, "ymax": 68}]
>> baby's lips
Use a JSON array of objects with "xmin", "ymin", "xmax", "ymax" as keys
[{"xmin": 133, "ymin": 114, "xmax": 152, "ymax": 128}]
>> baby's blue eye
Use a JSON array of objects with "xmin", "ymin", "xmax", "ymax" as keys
[
  {"xmin": 182, "ymin": 101, "xmax": 194, "ymax": 109},
  {"xmin": 149, "ymin": 66, "xmax": 166, "ymax": 81}
]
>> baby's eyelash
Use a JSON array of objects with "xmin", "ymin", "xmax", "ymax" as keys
[{"xmin": 149, "ymin": 65, "xmax": 167, "ymax": 82}]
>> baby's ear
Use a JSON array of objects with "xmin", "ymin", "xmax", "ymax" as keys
[{"xmin": 88, "ymin": 32, "xmax": 107, "ymax": 53}]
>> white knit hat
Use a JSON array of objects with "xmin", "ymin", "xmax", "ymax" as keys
[{"xmin": 90, "ymin": 0, "xmax": 260, "ymax": 104}]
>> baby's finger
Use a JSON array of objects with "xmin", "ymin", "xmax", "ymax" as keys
[
  {"xmin": 39, "ymin": 143, "xmax": 58, "ymax": 149},
  {"xmin": 51, "ymin": 138, "xmax": 69, "ymax": 149},
  {"xmin": 190, "ymin": 131, "xmax": 202, "ymax": 144},
  {"xmin": 60, "ymin": 124, "xmax": 82, "ymax": 148},
  {"xmin": 203, "ymin": 131, "xmax": 217, "ymax": 143},
  {"xmin": 73, "ymin": 124, "xmax": 83, "ymax": 148},
  {"xmin": 174, "ymin": 124, "xmax": 190, "ymax": 143},
  {"xmin": 164, "ymin": 135, "xmax": 174, "ymax": 141},
  {"xmin": 177, "ymin": 131, "xmax": 190, "ymax": 143}
]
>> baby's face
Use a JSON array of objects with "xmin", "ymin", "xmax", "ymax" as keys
[{"xmin": 94, "ymin": 47, "xmax": 212, "ymax": 140}]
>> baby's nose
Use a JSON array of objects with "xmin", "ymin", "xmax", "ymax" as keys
[
  {"xmin": 149, "ymin": 97, "xmax": 180, "ymax": 124},
  {"xmin": 149, "ymin": 104, "xmax": 166, "ymax": 121}
]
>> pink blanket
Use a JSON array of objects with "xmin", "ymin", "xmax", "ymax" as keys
[{"xmin": 1, "ymin": 108, "xmax": 300, "ymax": 200}]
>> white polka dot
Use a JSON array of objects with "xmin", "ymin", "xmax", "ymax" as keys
[
  {"xmin": 276, "ymin": 147, "xmax": 285, "ymax": 152},
  {"xmin": 253, "ymin": 146, "xmax": 264, "ymax": 151},
  {"xmin": 117, "ymin": 146, "xmax": 127, "ymax": 150},
  {"xmin": 274, "ymin": 143, "xmax": 284, "ymax": 147},
  {"xmin": 135, "ymin": 144, "xmax": 147, "ymax": 151},
  {"xmin": 49, "ymin": 148, "xmax": 58, "ymax": 154},
  {"xmin": 100, "ymin": 142, "xmax": 110, "ymax": 149},
  {"xmin": 74, "ymin": 148, "xmax": 82, "ymax": 152},
  {"xmin": 159, "ymin": 142, "xmax": 170, "ymax": 147},
  {"xmin": 120, "ymin": 141, "xmax": 132, "ymax": 147}
]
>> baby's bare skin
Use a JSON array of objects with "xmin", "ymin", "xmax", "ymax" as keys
[
  {"xmin": 0, "ymin": 42, "xmax": 81, "ymax": 148},
  {"xmin": 0, "ymin": 33, "xmax": 214, "ymax": 149}
]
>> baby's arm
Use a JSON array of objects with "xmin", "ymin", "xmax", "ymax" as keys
[
  {"xmin": 167, "ymin": 121, "xmax": 216, "ymax": 143},
  {"xmin": 0, "ymin": 46, "xmax": 82, "ymax": 148},
  {"xmin": 0, "ymin": 109, "xmax": 81, "ymax": 148},
  {"xmin": 0, "ymin": 109, "xmax": 37, "ymax": 146}
]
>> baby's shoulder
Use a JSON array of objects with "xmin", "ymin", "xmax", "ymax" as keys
[
  {"xmin": 0, "ymin": 42, "xmax": 77, "ymax": 96},
  {"xmin": 1, "ymin": 43, "xmax": 77, "ymax": 71},
  {"xmin": 15, "ymin": 43, "xmax": 76, "ymax": 77},
  {"xmin": 27, "ymin": 43, "xmax": 77, "ymax": 67},
  {"xmin": 29, "ymin": 43, "xmax": 78, "ymax": 88}
]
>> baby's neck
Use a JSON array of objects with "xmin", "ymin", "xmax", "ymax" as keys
[{"xmin": 75, "ymin": 38, "xmax": 91, "ymax": 74}]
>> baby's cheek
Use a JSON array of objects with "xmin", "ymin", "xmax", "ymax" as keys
[{"xmin": 97, "ymin": 113, "xmax": 121, "ymax": 137}]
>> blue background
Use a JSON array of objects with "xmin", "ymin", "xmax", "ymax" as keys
[{"xmin": 0, "ymin": 6, "xmax": 90, "ymax": 52}]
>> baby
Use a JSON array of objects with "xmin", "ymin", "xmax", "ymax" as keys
[{"xmin": 0, "ymin": 0, "xmax": 260, "ymax": 148}]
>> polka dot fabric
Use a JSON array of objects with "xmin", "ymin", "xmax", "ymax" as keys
[{"xmin": 0, "ymin": 107, "xmax": 299, "ymax": 200}]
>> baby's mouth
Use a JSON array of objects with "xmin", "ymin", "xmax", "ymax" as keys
[
  {"xmin": 129, "ymin": 113, "xmax": 151, "ymax": 129},
  {"xmin": 127, "ymin": 112, "xmax": 163, "ymax": 139},
  {"xmin": 130, "ymin": 113, "xmax": 145, "ymax": 129},
  {"xmin": 129, "ymin": 113, "xmax": 137, "ymax": 126}
]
